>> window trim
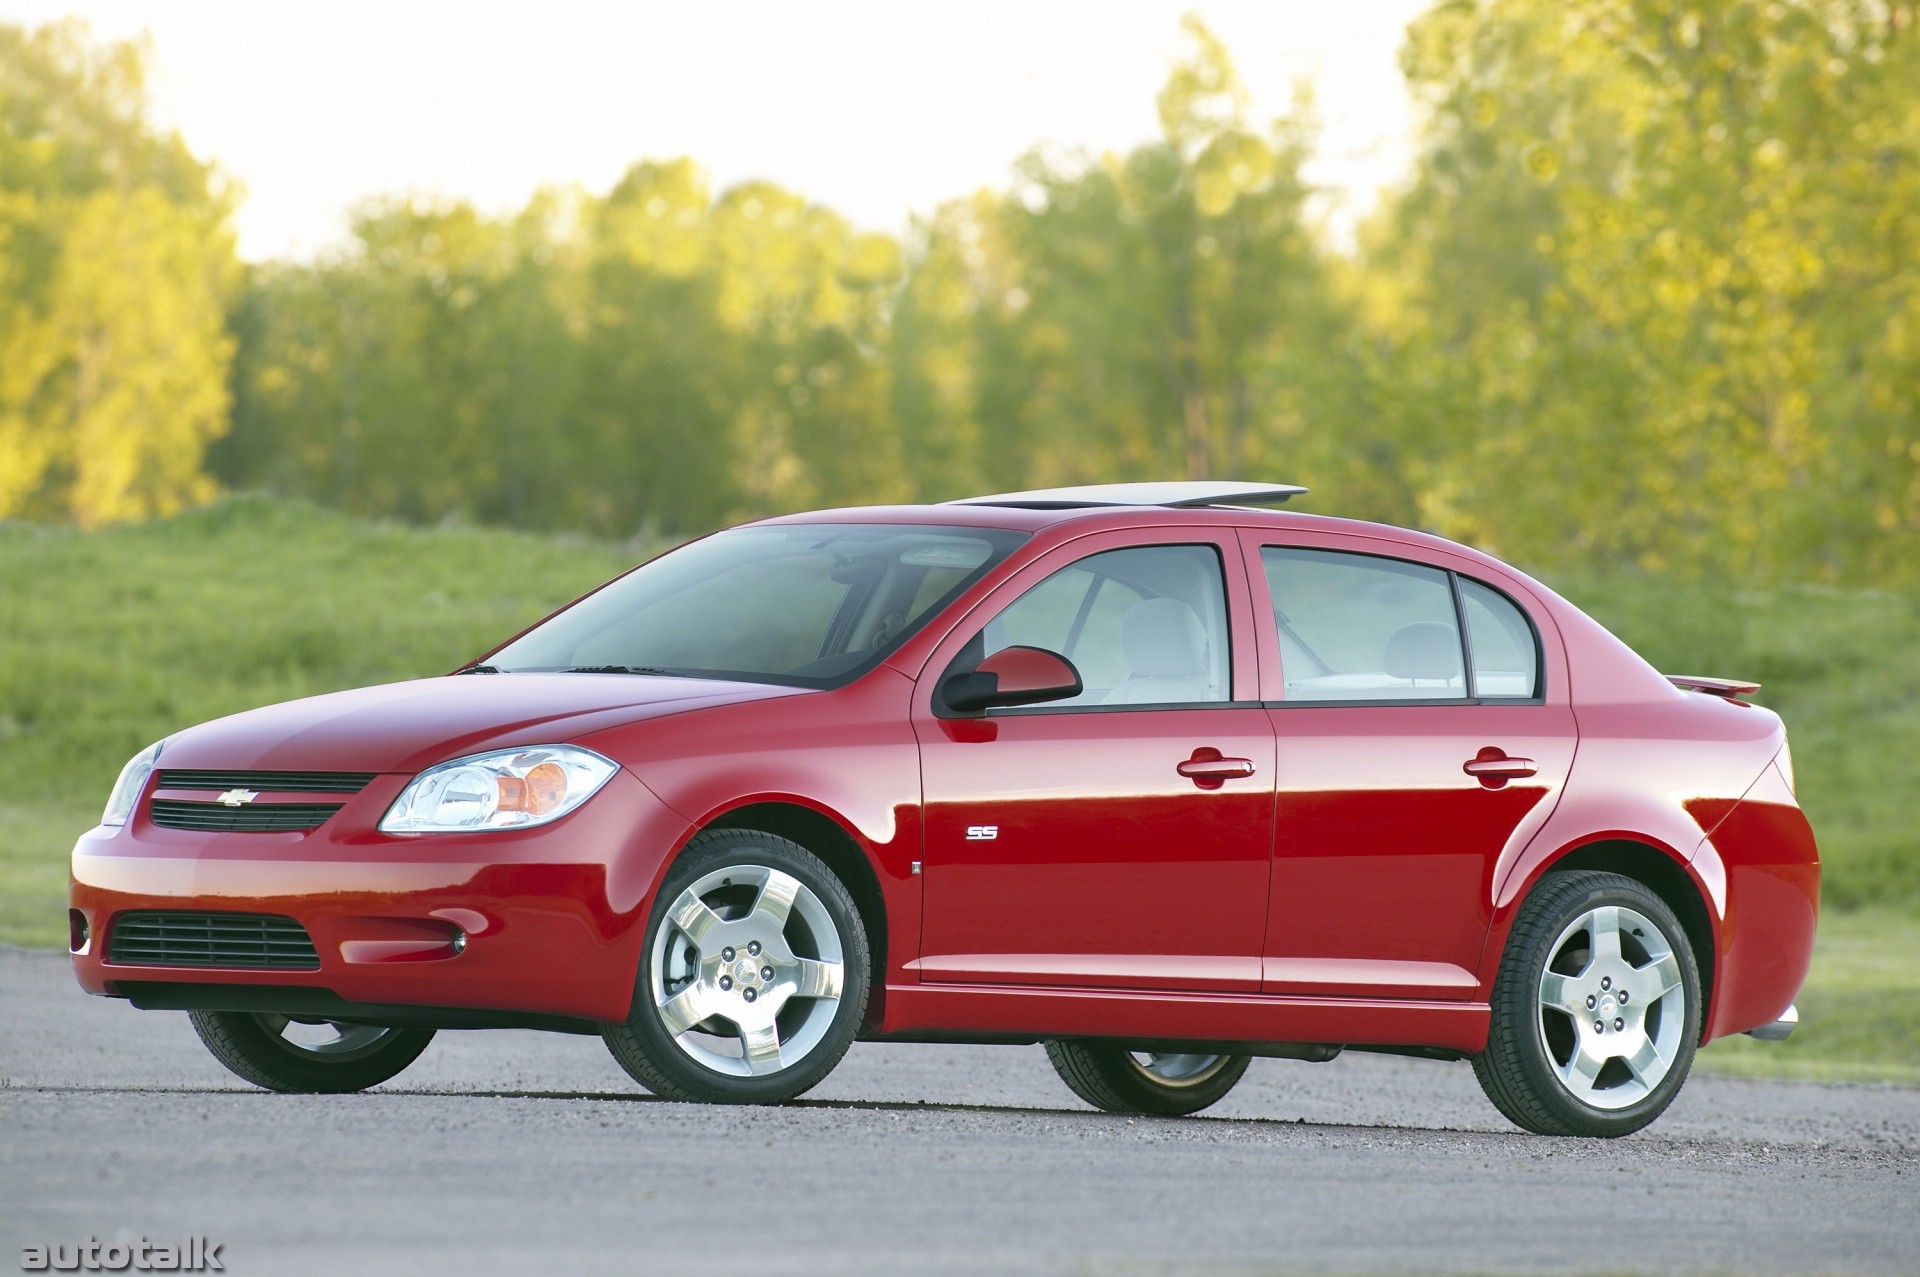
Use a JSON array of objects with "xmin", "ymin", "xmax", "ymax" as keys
[
  {"xmin": 1448, "ymin": 569, "xmax": 1478, "ymax": 700},
  {"xmin": 1254, "ymin": 543, "xmax": 1548, "ymax": 709},
  {"xmin": 988, "ymin": 698, "xmax": 1266, "ymax": 718}
]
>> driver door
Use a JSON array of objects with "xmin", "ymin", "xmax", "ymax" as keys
[{"xmin": 908, "ymin": 530, "xmax": 1276, "ymax": 993}]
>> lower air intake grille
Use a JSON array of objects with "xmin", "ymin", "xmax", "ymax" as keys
[
  {"xmin": 108, "ymin": 912, "xmax": 320, "ymax": 970},
  {"xmin": 149, "ymin": 799, "xmax": 342, "ymax": 833}
]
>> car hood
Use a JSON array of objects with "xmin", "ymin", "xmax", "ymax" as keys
[{"xmin": 155, "ymin": 673, "xmax": 810, "ymax": 775}]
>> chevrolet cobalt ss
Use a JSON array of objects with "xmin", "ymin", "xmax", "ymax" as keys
[{"xmin": 71, "ymin": 482, "xmax": 1816, "ymax": 1136}]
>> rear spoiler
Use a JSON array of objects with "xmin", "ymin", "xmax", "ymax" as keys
[{"xmin": 1667, "ymin": 674, "xmax": 1761, "ymax": 700}]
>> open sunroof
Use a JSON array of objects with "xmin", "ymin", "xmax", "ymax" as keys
[{"xmin": 948, "ymin": 481, "xmax": 1307, "ymax": 510}]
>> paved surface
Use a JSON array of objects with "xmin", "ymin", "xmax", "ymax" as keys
[{"xmin": 2, "ymin": 949, "xmax": 1915, "ymax": 1275}]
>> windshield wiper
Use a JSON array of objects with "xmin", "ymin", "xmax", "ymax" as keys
[
  {"xmin": 561, "ymin": 665, "xmax": 682, "ymax": 676},
  {"xmin": 454, "ymin": 664, "xmax": 502, "ymax": 675}
]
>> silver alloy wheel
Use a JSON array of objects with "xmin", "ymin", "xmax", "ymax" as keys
[
  {"xmin": 649, "ymin": 863, "xmax": 846, "ymax": 1078},
  {"xmin": 251, "ymin": 1015, "xmax": 397, "ymax": 1061},
  {"xmin": 1125, "ymin": 1052, "xmax": 1233, "ymax": 1088},
  {"xmin": 1536, "ymin": 904, "xmax": 1686, "ymax": 1111}
]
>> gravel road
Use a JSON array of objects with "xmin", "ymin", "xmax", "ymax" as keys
[{"xmin": 2, "ymin": 947, "xmax": 1914, "ymax": 1275}]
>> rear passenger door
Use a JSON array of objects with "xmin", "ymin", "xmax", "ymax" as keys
[{"xmin": 1241, "ymin": 532, "xmax": 1577, "ymax": 1001}]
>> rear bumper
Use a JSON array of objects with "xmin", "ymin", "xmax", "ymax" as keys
[
  {"xmin": 69, "ymin": 768, "xmax": 691, "ymax": 1024},
  {"xmin": 1695, "ymin": 759, "xmax": 1821, "ymax": 1042}
]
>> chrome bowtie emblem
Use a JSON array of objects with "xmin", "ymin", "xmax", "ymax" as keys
[{"xmin": 215, "ymin": 789, "xmax": 259, "ymax": 807}]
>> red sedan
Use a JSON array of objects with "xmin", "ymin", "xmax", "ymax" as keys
[{"xmin": 70, "ymin": 482, "xmax": 1816, "ymax": 1136}]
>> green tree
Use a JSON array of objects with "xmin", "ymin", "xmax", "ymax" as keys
[
  {"xmin": 1373, "ymin": 0, "xmax": 1920, "ymax": 584},
  {"xmin": 893, "ymin": 15, "xmax": 1350, "ymax": 501},
  {"xmin": 228, "ymin": 160, "xmax": 908, "ymax": 538},
  {"xmin": 0, "ymin": 21, "xmax": 237, "ymax": 526},
  {"xmin": 224, "ymin": 193, "xmax": 590, "ymax": 530}
]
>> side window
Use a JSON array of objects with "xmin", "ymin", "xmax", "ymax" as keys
[
  {"xmin": 1461, "ymin": 577, "xmax": 1540, "ymax": 698},
  {"xmin": 979, "ymin": 544, "xmax": 1232, "ymax": 707},
  {"xmin": 1262, "ymin": 548, "xmax": 1466, "ymax": 702}
]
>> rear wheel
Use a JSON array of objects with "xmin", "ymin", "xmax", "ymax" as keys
[
  {"xmin": 603, "ymin": 829, "xmax": 870, "ymax": 1104},
  {"xmin": 1474, "ymin": 870, "xmax": 1700, "ymax": 1137},
  {"xmin": 188, "ymin": 1010, "xmax": 434, "ymax": 1093},
  {"xmin": 1045, "ymin": 1041, "xmax": 1251, "ymax": 1116}
]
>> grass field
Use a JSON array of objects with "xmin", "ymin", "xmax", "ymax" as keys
[{"xmin": 1, "ymin": 496, "xmax": 1913, "ymax": 1080}]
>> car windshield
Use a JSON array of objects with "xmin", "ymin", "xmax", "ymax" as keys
[{"xmin": 486, "ymin": 523, "xmax": 1027, "ymax": 687}]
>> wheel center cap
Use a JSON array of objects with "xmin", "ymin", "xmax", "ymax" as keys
[
  {"xmin": 731, "ymin": 958, "xmax": 760, "ymax": 988},
  {"xmin": 1599, "ymin": 994, "xmax": 1619, "ymax": 1018}
]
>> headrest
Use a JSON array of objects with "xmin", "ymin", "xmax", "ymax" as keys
[
  {"xmin": 1120, "ymin": 598, "xmax": 1209, "ymax": 678},
  {"xmin": 1383, "ymin": 622, "xmax": 1463, "ymax": 682}
]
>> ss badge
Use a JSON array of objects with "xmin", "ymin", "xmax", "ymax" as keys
[{"xmin": 965, "ymin": 825, "xmax": 999, "ymax": 841}]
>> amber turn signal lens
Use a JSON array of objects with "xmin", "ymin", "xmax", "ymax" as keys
[{"xmin": 495, "ymin": 761, "xmax": 570, "ymax": 815}]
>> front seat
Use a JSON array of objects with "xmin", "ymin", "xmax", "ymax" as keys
[{"xmin": 1103, "ymin": 598, "xmax": 1216, "ymax": 705}]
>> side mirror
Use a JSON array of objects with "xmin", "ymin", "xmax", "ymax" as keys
[{"xmin": 942, "ymin": 646, "xmax": 1083, "ymax": 714}]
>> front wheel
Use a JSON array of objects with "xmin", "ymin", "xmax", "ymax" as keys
[
  {"xmin": 603, "ymin": 829, "xmax": 870, "ymax": 1104},
  {"xmin": 1473, "ymin": 870, "xmax": 1701, "ymax": 1137},
  {"xmin": 188, "ymin": 1010, "xmax": 434, "ymax": 1092},
  {"xmin": 1045, "ymin": 1041, "xmax": 1251, "ymax": 1116}
]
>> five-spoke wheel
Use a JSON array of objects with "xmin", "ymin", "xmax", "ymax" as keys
[
  {"xmin": 1536, "ymin": 903, "xmax": 1687, "ymax": 1110},
  {"xmin": 604, "ymin": 829, "xmax": 869, "ymax": 1103},
  {"xmin": 1475, "ymin": 870, "xmax": 1700, "ymax": 1137}
]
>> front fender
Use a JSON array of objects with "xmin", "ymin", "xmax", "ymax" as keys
[{"xmin": 580, "ymin": 669, "xmax": 924, "ymax": 996}]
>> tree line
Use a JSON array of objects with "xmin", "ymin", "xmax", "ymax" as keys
[{"xmin": 2, "ymin": 5, "xmax": 1915, "ymax": 585}]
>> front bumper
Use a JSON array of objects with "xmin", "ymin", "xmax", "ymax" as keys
[{"xmin": 69, "ymin": 768, "xmax": 691, "ymax": 1024}]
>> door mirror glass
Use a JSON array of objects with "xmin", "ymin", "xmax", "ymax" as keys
[{"xmin": 943, "ymin": 646, "xmax": 1084, "ymax": 713}]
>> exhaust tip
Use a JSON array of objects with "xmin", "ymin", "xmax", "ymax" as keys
[{"xmin": 1745, "ymin": 1003, "xmax": 1798, "ymax": 1042}]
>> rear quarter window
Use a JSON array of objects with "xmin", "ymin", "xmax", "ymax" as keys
[{"xmin": 1460, "ymin": 577, "xmax": 1540, "ymax": 699}]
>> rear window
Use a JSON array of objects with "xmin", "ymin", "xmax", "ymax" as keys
[{"xmin": 1262, "ymin": 548, "xmax": 1466, "ymax": 702}]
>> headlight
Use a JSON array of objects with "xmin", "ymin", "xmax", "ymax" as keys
[
  {"xmin": 102, "ymin": 740, "xmax": 163, "ymax": 826},
  {"xmin": 379, "ymin": 745, "xmax": 618, "ymax": 833}
]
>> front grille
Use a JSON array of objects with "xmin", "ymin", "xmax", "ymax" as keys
[
  {"xmin": 149, "ymin": 799, "xmax": 342, "ymax": 833},
  {"xmin": 108, "ymin": 912, "xmax": 320, "ymax": 970},
  {"xmin": 157, "ymin": 769, "xmax": 377, "ymax": 794}
]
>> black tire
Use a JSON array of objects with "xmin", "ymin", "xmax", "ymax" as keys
[
  {"xmin": 603, "ymin": 828, "xmax": 870, "ymax": 1104},
  {"xmin": 188, "ymin": 1011, "xmax": 434, "ymax": 1093},
  {"xmin": 1044, "ymin": 1041, "xmax": 1251, "ymax": 1116},
  {"xmin": 1474, "ymin": 870, "xmax": 1701, "ymax": 1137}
]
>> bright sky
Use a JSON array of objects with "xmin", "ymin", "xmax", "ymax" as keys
[{"xmin": 1, "ymin": 0, "xmax": 1432, "ymax": 261}]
